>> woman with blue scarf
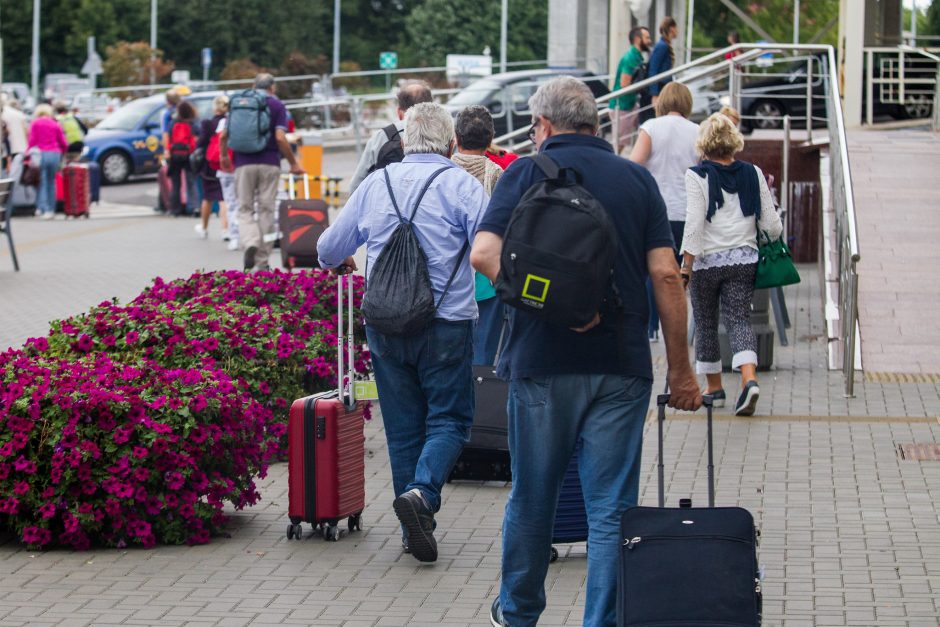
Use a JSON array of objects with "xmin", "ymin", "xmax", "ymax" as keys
[{"xmin": 679, "ymin": 113, "xmax": 783, "ymax": 416}]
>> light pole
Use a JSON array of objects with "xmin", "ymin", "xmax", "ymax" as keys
[
  {"xmin": 793, "ymin": 0, "xmax": 800, "ymax": 44},
  {"xmin": 333, "ymin": 0, "xmax": 341, "ymax": 76},
  {"xmin": 686, "ymin": 0, "xmax": 695, "ymax": 64},
  {"xmin": 31, "ymin": 0, "xmax": 40, "ymax": 103},
  {"xmin": 500, "ymin": 0, "xmax": 508, "ymax": 73},
  {"xmin": 150, "ymin": 0, "xmax": 157, "ymax": 85}
]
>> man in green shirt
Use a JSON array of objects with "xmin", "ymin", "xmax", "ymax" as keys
[{"xmin": 610, "ymin": 26, "xmax": 651, "ymax": 154}]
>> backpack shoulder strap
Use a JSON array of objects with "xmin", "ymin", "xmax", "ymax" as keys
[
  {"xmin": 407, "ymin": 166, "xmax": 453, "ymax": 222},
  {"xmin": 530, "ymin": 153, "xmax": 561, "ymax": 180},
  {"xmin": 382, "ymin": 124, "xmax": 400, "ymax": 142},
  {"xmin": 383, "ymin": 168, "xmax": 405, "ymax": 224},
  {"xmin": 435, "ymin": 240, "xmax": 469, "ymax": 311}
]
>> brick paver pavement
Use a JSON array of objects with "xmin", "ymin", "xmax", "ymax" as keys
[
  {"xmin": 0, "ymin": 207, "xmax": 939, "ymax": 625},
  {"xmin": 848, "ymin": 129, "xmax": 940, "ymax": 375}
]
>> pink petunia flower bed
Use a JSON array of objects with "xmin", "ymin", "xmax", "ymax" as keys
[{"xmin": 0, "ymin": 269, "xmax": 370, "ymax": 550}]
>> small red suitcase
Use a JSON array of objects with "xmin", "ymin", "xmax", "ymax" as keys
[
  {"xmin": 63, "ymin": 163, "xmax": 91, "ymax": 217},
  {"xmin": 279, "ymin": 174, "xmax": 330, "ymax": 270},
  {"xmin": 287, "ymin": 273, "xmax": 366, "ymax": 541}
]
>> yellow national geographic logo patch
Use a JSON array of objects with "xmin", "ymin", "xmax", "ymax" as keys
[
  {"xmin": 521, "ymin": 274, "xmax": 550, "ymax": 305},
  {"xmin": 145, "ymin": 135, "xmax": 160, "ymax": 152}
]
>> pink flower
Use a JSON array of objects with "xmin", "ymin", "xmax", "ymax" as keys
[
  {"xmin": 13, "ymin": 481, "xmax": 30, "ymax": 495},
  {"xmin": 132, "ymin": 446, "xmax": 149, "ymax": 459},
  {"xmin": 125, "ymin": 331, "xmax": 139, "ymax": 345},
  {"xmin": 38, "ymin": 502, "xmax": 56, "ymax": 519}
]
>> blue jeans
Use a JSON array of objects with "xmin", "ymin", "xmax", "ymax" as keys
[
  {"xmin": 499, "ymin": 374, "xmax": 652, "ymax": 626},
  {"xmin": 366, "ymin": 319, "xmax": 474, "ymax": 512},
  {"xmin": 37, "ymin": 151, "xmax": 61, "ymax": 214}
]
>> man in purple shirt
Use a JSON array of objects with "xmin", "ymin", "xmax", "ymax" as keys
[{"xmin": 220, "ymin": 73, "xmax": 304, "ymax": 271}]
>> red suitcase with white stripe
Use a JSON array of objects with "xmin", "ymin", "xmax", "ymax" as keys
[
  {"xmin": 63, "ymin": 163, "xmax": 91, "ymax": 217},
  {"xmin": 287, "ymin": 273, "xmax": 366, "ymax": 541}
]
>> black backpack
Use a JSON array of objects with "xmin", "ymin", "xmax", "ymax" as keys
[
  {"xmin": 495, "ymin": 154, "xmax": 618, "ymax": 328},
  {"xmin": 367, "ymin": 124, "xmax": 405, "ymax": 174},
  {"xmin": 630, "ymin": 61, "xmax": 649, "ymax": 92},
  {"xmin": 360, "ymin": 166, "xmax": 468, "ymax": 336}
]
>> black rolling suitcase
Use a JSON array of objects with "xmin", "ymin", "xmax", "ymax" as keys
[
  {"xmin": 617, "ymin": 394, "xmax": 762, "ymax": 626},
  {"xmin": 448, "ymin": 364, "xmax": 511, "ymax": 481}
]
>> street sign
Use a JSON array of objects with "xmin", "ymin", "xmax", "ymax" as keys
[
  {"xmin": 81, "ymin": 37, "xmax": 103, "ymax": 76},
  {"xmin": 446, "ymin": 54, "xmax": 493, "ymax": 80},
  {"xmin": 379, "ymin": 51, "xmax": 398, "ymax": 70},
  {"xmin": 201, "ymin": 47, "xmax": 212, "ymax": 69},
  {"xmin": 171, "ymin": 70, "xmax": 191, "ymax": 84}
]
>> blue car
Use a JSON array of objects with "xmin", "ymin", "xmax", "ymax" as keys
[{"xmin": 82, "ymin": 92, "xmax": 222, "ymax": 184}]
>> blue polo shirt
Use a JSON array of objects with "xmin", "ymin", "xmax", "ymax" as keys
[{"xmin": 478, "ymin": 133, "xmax": 674, "ymax": 381}]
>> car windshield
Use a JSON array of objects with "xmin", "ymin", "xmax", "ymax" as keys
[
  {"xmin": 448, "ymin": 80, "xmax": 501, "ymax": 106},
  {"xmin": 96, "ymin": 99, "xmax": 159, "ymax": 131}
]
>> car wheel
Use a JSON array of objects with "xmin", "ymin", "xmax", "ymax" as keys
[
  {"xmin": 750, "ymin": 100, "xmax": 785, "ymax": 130},
  {"xmin": 902, "ymin": 94, "xmax": 932, "ymax": 120},
  {"xmin": 100, "ymin": 150, "xmax": 132, "ymax": 184}
]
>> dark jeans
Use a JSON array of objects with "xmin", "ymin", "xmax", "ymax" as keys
[
  {"xmin": 365, "ymin": 319, "xmax": 474, "ymax": 512},
  {"xmin": 167, "ymin": 156, "xmax": 190, "ymax": 216},
  {"xmin": 499, "ymin": 374, "xmax": 652, "ymax": 626},
  {"xmin": 647, "ymin": 220, "xmax": 685, "ymax": 335}
]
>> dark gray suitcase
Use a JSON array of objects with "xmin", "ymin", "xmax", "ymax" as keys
[
  {"xmin": 617, "ymin": 394, "xmax": 762, "ymax": 626},
  {"xmin": 447, "ymin": 364, "xmax": 511, "ymax": 482}
]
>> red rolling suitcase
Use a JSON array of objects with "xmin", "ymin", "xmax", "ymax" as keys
[
  {"xmin": 279, "ymin": 174, "xmax": 330, "ymax": 270},
  {"xmin": 287, "ymin": 273, "xmax": 366, "ymax": 541},
  {"xmin": 63, "ymin": 163, "xmax": 91, "ymax": 217}
]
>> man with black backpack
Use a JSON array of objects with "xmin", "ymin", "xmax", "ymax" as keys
[
  {"xmin": 470, "ymin": 76, "xmax": 702, "ymax": 627},
  {"xmin": 347, "ymin": 80, "xmax": 433, "ymax": 193},
  {"xmin": 220, "ymin": 73, "xmax": 304, "ymax": 271},
  {"xmin": 317, "ymin": 102, "xmax": 488, "ymax": 564}
]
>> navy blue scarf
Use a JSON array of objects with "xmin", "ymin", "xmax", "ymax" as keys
[{"xmin": 689, "ymin": 160, "xmax": 761, "ymax": 223}]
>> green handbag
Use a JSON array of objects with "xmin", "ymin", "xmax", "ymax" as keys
[{"xmin": 754, "ymin": 231, "xmax": 801, "ymax": 289}]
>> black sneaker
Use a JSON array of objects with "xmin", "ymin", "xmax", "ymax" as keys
[
  {"xmin": 707, "ymin": 389, "xmax": 726, "ymax": 408},
  {"xmin": 243, "ymin": 246, "xmax": 257, "ymax": 272},
  {"xmin": 734, "ymin": 381, "xmax": 760, "ymax": 416},
  {"xmin": 490, "ymin": 598, "xmax": 508, "ymax": 626},
  {"xmin": 392, "ymin": 489, "xmax": 437, "ymax": 562}
]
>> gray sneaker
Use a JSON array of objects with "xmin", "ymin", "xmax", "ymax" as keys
[
  {"xmin": 392, "ymin": 489, "xmax": 437, "ymax": 562},
  {"xmin": 734, "ymin": 381, "xmax": 760, "ymax": 416},
  {"xmin": 243, "ymin": 246, "xmax": 257, "ymax": 272}
]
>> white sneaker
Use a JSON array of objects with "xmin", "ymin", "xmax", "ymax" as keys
[
  {"xmin": 194, "ymin": 224, "xmax": 208, "ymax": 239},
  {"xmin": 40, "ymin": 212, "xmax": 55, "ymax": 221},
  {"xmin": 227, "ymin": 239, "xmax": 239, "ymax": 251},
  {"xmin": 34, "ymin": 209, "xmax": 43, "ymax": 217}
]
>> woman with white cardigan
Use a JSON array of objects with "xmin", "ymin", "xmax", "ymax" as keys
[{"xmin": 680, "ymin": 113, "xmax": 783, "ymax": 416}]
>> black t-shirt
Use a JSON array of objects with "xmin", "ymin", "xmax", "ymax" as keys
[{"xmin": 478, "ymin": 134, "xmax": 674, "ymax": 381}]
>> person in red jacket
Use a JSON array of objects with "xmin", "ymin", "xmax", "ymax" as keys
[{"xmin": 485, "ymin": 143, "xmax": 518, "ymax": 170}]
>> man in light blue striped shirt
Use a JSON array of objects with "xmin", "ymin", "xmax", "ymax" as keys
[{"xmin": 318, "ymin": 102, "xmax": 488, "ymax": 563}]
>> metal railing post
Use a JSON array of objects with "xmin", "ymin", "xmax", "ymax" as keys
[
  {"xmin": 782, "ymin": 115, "xmax": 791, "ymax": 220},
  {"xmin": 934, "ymin": 66, "xmax": 940, "ymax": 132},
  {"xmin": 866, "ymin": 49, "xmax": 874, "ymax": 125},
  {"xmin": 806, "ymin": 58, "xmax": 813, "ymax": 141},
  {"xmin": 353, "ymin": 97, "xmax": 364, "ymax": 157},
  {"xmin": 323, "ymin": 74, "xmax": 333, "ymax": 129},
  {"xmin": 728, "ymin": 59, "xmax": 739, "ymax": 113}
]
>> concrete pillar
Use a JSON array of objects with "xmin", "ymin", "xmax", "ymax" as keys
[
  {"xmin": 839, "ymin": 0, "xmax": 866, "ymax": 126},
  {"xmin": 549, "ymin": 0, "xmax": 586, "ymax": 68},
  {"xmin": 586, "ymin": 0, "xmax": 611, "ymax": 74},
  {"xmin": 609, "ymin": 0, "xmax": 635, "ymax": 84}
]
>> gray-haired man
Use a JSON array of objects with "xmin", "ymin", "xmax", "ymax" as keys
[
  {"xmin": 318, "ymin": 102, "xmax": 488, "ymax": 563},
  {"xmin": 220, "ymin": 73, "xmax": 304, "ymax": 271},
  {"xmin": 471, "ymin": 76, "xmax": 701, "ymax": 626}
]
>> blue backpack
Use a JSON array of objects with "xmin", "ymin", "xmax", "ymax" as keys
[{"xmin": 227, "ymin": 89, "xmax": 271, "ymax": 154}]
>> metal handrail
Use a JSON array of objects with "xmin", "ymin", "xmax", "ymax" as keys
[{"xmin": 864, "ymin": 45, "xmax": 940, "ymax": 126}]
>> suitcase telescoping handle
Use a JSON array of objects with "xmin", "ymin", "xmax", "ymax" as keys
[
  {"xmin": 287, "ymin": 173, "xmax": 312, "ymax": 200},
  {"xmin": 336, "ymin": 271, "xmax": 356, "ymax": 410},
  {"xmin": 656, "ymin": 391, "xmax": 714, "ymax": 508}
]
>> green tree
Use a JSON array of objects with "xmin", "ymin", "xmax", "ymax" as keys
[
  {"xmin": 102, "ymin": 41, "xmax": 174, "ymax": 90},
  {"xmin": 689, "ymin": 0, "xmax": 840, "ymax": 50},
  {"xmin": 924, "ymin": 0, "xmax": 940, "ymax": 36},
  {"xmin": 404, "ymin": 0, "xmax": 548, "ymax": 67}
]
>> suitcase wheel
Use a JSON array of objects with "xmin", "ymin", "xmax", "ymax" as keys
[
  {"xmin": 322, "ymin": 523, "xmax": 341, "ymax": 542},
  {"xmin": 286, "ymin": 522, "xmax": 303, "ymax": 540},
  {"xmin": 347, "ymin": 513, "xmax": 363, "ymax": 533},
  {"xmin": 550, "ymin": 546, "xmax": 559, "ymax": 563}
]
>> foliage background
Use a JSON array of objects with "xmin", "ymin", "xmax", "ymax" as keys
[{"xmin": 1, "ymin": 0, "xmax": 937, "ymax": 85}]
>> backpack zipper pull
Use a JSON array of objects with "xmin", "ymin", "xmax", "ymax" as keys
[{"xmin": 623, "ymin": 536, "xmax": 641, "ymax": 549}]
